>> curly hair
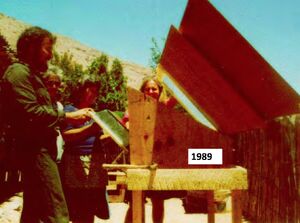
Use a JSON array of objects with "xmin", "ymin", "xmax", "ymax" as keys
[{"xmin": 17, "ymin": 26, "xmax": 56, "ymax": 63}]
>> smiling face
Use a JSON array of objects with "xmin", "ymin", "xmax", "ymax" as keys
[{"xmin": 142, "ymin": 80, "xmax": 161, "ymax": 100}]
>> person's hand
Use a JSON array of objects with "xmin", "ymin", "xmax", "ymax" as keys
[
  {"xmin": 65, "ymin": 108, "xmax": 94, "ymax": 124},
  {"xmin": 100, "ymin": 134, "xmax": 111, "ymax": 140}
]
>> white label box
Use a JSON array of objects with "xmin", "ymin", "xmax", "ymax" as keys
[{"xmin": 188, "ymin": 148, "xmax": 223, "ymax": 165}]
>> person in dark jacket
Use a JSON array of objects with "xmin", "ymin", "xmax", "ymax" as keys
[{"xmin": 2, "ymin": 26, "xmax": 92, "ymax": 223}]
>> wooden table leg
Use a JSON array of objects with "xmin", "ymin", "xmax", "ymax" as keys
[
  {"xmin": 232, "ymin": 190, "xmax": 242, "ymax": 223},
  {"xmin": 207, "ymin": 190, "xmax": 215, "ymax": 223},
  {"xmin": 132, "ymin": 190, "xmax": 144, "ymax": 223}
]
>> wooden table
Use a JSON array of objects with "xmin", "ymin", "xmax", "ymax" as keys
[{"xmin": 125, "ymin": 166, "xmax": 247, "ymax": 223}]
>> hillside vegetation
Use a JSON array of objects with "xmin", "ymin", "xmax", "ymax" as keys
[{"xmin": 0, "ymin": 12, "xmax": 152, "ymax": 89}]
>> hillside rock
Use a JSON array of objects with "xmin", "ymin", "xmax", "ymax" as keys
[{"xmin": 0, "ymin": 13, "xmax": 152, "ymax": 88}]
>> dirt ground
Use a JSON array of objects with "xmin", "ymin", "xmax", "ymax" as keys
[{"xmin": 0, "ymin": 192, "xmax": 250, "ymax": 223}]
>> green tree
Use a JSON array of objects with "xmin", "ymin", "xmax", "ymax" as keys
[
  {"xmin": 106, "ymin": 58, "xmax": 127, "ymax": 111},
  {"xmin": 51, "ymin": 52, "xmax": 127, "ymax": 111},
  {"xmin": 87, "ymin": 53, "xmax": 108, "ymax": 75},
  {"xmin": 88, "ymin": 54, "xmax": 110, "ymax": 106},
  {"xmin": 50, "ymin": 51, "xmax": 84, "ymax": 104},
  {"xmin": 89, "ymin": 56, "xmax": 127, "ymax": 111},
  {"xmin": 149, "ymin": 37, "xmax": 162, "ymax": 72}
]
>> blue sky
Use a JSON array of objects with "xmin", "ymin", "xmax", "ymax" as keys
[
  {"xmin": 0, "ymin": 0, "xmax": 187, "ymax": 66},
  {"xmin": 211, "ymin": 0, "xmax": 300, "ymax": 94},
  {"xmin": 1, "ymin": 0, "xmax": 299, "ymax": 93}
]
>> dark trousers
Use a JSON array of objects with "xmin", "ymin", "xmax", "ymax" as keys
[{"xmin": 20, "ymin": 147, "xmax": 69, "ymax": 223}]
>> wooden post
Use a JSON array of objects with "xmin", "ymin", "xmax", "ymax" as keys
[
  {"xmin": 132, "ymin": 191, "xmax": 144, "ymax": 223},
  {"xmin": 128, "ymin": 88, "xmax": 157, "ymax": 223},
  {"xmin": 207, "ymin": 191, "xmax": 215, "ymax": 223},
  {"xmin": 232, "ymin": 190, "xmax": 242, "ymax": 223}
]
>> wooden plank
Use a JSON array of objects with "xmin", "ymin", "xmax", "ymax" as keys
[
  {"xmin": 160, "ymin": 26, "xmax": 265, "ymax": 134},
  {"xmin": 207, "ymin": 191, "xmax": 215, "ymax": 223},
  {"xmin": 232, "ymin": 190, "xmax": 242, "ymax": 223},
  {"xmin": 179, "ymin": 0, "xmax": 300, "ymax": 118},
  {"xmin": 128, "ymin": 87, "xmax": 157, "ymax": 165},
  {"xmin": 132, "ymin": 191, "xmax": 144, "ymax": 223},
  {"xmin": 153, "ymin": 103, "xmax": 233, "ymax": 168},
  {"xmin": 127, "ymin": 87, "xmax": 157, "ymax": 223},
  {"xmin": 126, "ymin": 167, "xmax": 248, "ymax": 190}
]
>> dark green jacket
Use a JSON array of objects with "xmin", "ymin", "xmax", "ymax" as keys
[{"xmin": 3, "ymin": 63, "xmax": 65, "ymax": 151}]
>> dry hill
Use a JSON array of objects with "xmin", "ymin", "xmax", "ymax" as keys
[{"xmin": 0, "ymin": 13, "xmax": 153, "ymax": 88}]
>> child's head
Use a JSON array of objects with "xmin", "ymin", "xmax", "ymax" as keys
[{"xmin": 140, "ymin": 78, "xmax": 162, "ymax": 100}]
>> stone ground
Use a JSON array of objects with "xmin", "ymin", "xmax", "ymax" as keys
[{"xmin": 0, "ymin": 192, "xmax": 250, "ymax": 223}]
